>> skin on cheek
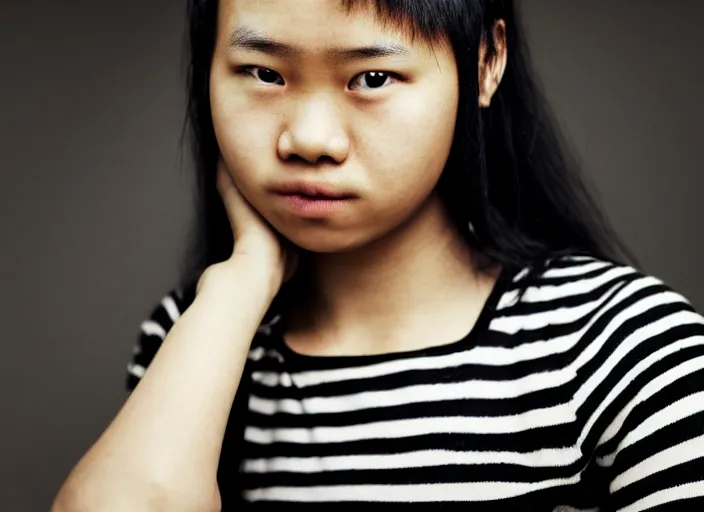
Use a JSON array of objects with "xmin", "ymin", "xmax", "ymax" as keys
[
  {"xmin": 369, "ymin": 85, "xmax": 458, "ymax": 207},
  {"xmin": 210, "ymin": 84, "xmax": 277, "ymax": 192}
]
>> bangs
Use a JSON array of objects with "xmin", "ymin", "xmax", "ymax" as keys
[{"xmin": 340, "ymin": 0, "xmax": 485, "ymax": 46}]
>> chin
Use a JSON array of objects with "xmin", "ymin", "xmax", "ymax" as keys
[{"xmin": 280, "ymin": 227, "xmax": 374, "ymax": 254}]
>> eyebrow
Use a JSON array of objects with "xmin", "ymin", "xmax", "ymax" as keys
[{"xmin": 227, "ymin": 26, "xmax": 410, "ymax": 61}]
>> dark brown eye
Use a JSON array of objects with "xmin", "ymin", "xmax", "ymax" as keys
[
  {"xmin": 350, "ymin": 71, "xmax": 395, "ymax": 91},
  {"xmin": 255, "ymin": 68, "xmax": 283, "ymax": 84},
  {"xmin": 239, "ymin": 66, "xmax": 285, "ymax": 85}
]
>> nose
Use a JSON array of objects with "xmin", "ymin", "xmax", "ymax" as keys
[{"xmin": 277, "ymin": 97, "xmax": 349, "ymax": 165}]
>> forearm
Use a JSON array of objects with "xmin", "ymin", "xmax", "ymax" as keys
[{"xmin": 54, "ymin": 261, "xmax": 277, "ymax": 512}]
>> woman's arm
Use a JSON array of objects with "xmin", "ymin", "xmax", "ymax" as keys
[{"xmin": 52, "ymin": 261, "xmax": 279, "ymax": 512}]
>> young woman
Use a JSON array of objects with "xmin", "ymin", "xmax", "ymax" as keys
[{"xmin": 53, "ymin": 0, "xmax": 704, "ymax": 510}]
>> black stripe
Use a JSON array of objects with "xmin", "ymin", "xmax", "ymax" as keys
[
  {"xmin": 241, "ymin": 422, "xmax": 581, "ymax": 458},
  {"xmin": 240, "ymin": 456, "xmax": 589, "ymax": 488}
]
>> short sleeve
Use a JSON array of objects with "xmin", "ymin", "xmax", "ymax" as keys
[
  {"xmin": 590, "ymin": 279, "xmax": 704, "ymax": 511},
  {"xmin": 126, "ymin": 285, "xmax": 196, "ymax": 391}
]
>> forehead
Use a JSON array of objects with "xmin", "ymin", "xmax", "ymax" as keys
[{"xmin": 219, "ymin": 0, "xmax": 421, "ymax": 50}]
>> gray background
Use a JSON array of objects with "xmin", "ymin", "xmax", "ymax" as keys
[{"xmin": 1, "ymin": 1, "xmax": 702, "ymax": 510}]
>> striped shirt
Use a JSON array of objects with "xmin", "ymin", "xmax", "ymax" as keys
[{"xmin": 127, "ymin": 255, "xmax": 704, "ymax": 511}]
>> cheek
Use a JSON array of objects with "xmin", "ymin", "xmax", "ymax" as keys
[
  {"xmin": 363, "ymin": 86, "xmax": 458, "ymax": 204},
  {"xmin": 210, "ymin": 82, "xmax": 278, "ymax": 184}
]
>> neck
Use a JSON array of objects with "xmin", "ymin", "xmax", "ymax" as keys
[{"xmin": 284, "ymin": 195, "xmax": 500, "ymax": 356}]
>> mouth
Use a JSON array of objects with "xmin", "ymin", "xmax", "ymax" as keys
[
  {"xmin": 271, "ymin": 181, "xmax": 358, "ymax": 218},
  {"xmin": 273, "ymin": 181, "xmax": 357, "ymax": 200}
]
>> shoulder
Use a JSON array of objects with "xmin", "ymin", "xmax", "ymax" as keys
[
  {"xmin": 488, "ymin": 254, "xmax": 704, "ymax": 413},
  {"xmin": 491, "ymin": 254, "xmax": 703, "ymax": 338},
  {"xmin": 497, "ymin": 257, "xmax": 704, "ymax": 508}
]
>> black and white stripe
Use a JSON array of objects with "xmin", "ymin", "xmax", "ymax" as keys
[{"xmin": 128, "ymin": 256, "xmax": 704, "ymax": 511}]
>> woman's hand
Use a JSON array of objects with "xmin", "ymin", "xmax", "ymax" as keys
[{"xmin": 198, "ymin": 157, "xmax": 298, "ymax": 296}]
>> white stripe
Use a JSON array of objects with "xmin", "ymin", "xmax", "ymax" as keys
[
  {"xmin": 510, "ymin": 266, "xmax": 531, "ymax": 283},
  {"xmin": 491, "ymin": 275, "xmax": 661, "ymax": 335},
  {"xmin": 243, "ymin": 474, "xmax": 582, "ymax": 502},
  {"xmin": 140, "ymin": 320, "xmax": 166, "ymax": 340},
  {"xmin": 253, "ymin": 371, "xmax": 294, "ymax": 388},
  {"xmin": 127, "ymin": 362, "xmax": 145, "ymax": 378},
  {"xmin": 249, "ymin": 346, "xmax": 266, "ymax": 361},
  {"xmin": 542, "ymin": 259, "xmax": 613, "ymax": 279},
  {"xmin": 560, "ymin": 255, "xmax": 600, "ymax": 263},
  {"xmin": 243, "ymin": 446, "xmax": 582, "ymax": 473},
  {"xmin": 161, "ymin": 295, "xmax": 181, "ymax": 323},
  {"xmin": 248, "ymin": 345, "xmax": 284, "ymax": 363},
  {"xmin": 245, "ymin": 402, "xmax": 574, "ymax": 444},
  {"xmin": 519, "ymin": 266, "xmax": 635, "ymax": 304},
  {"xmin": 496, "ymin": 288, "xmax": 521, "ymax": 310},
  {"xmin": 611, "ymin": 434, "xmax": 704, "ymax": 492},
  {"xmin": 249, "ymin": 365, "xmax": 576, "ymax": 415},
  {"xmin": 252, "ymin": 348, "xmax": 478, "ymax": 388},
  {"xmin": 619, "ymin": 481, "xmax": 704, "ymax": 512}
]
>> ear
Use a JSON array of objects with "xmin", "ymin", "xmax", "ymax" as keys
[{"xmin": 478, "ymin": 20, "xmax": 508, "ymax": 108}]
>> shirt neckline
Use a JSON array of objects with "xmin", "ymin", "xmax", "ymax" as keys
[{"xmin": 265, "ymin": 262, "xmax": 521, "ymax": 371}]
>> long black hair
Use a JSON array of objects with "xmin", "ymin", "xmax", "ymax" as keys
[{"xmin": 178, "ymin": 0, "xmax": 632, "ymax": 295}]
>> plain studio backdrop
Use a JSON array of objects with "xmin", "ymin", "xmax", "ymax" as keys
[{"xmin": 0, "ymin": 1, "xmax": 702, "ymax": 510}]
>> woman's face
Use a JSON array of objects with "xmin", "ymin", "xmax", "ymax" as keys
[{"xmin": 210, "ymin": 0, "xmax": 459, "ymax": 253}]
